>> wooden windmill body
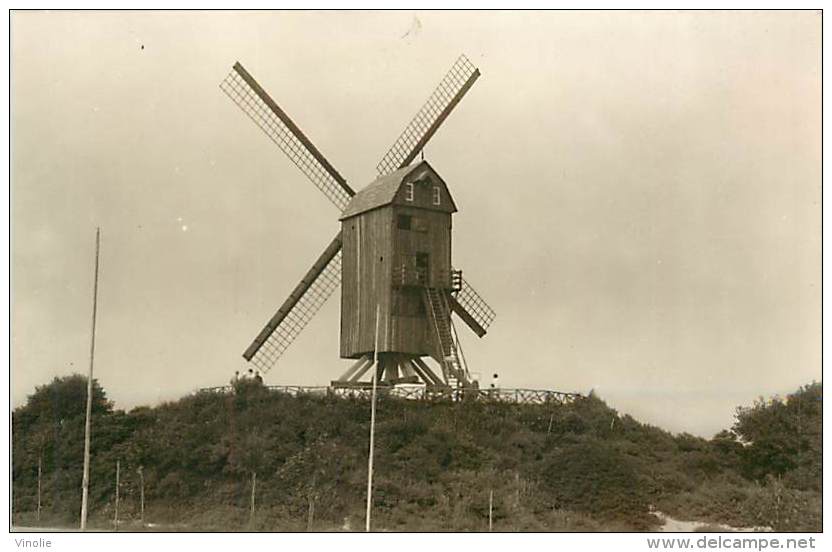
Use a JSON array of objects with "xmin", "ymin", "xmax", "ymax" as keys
[{"xmin": 221, "ymin": 55, "xmax": 496, "ymax": 389}]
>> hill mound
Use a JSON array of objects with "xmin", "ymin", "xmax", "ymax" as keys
[{"xmin": 12, "ymin": 377, "xmax": 821, "ymax": 531}]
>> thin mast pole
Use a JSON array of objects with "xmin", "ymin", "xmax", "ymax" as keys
[
  {"xmin": 80, "ymin": 227, "xmax": 100, "ymax": 531},
  {"xmin": 365, "ymin": 303, "xmax": 380, "ymax": 532}
]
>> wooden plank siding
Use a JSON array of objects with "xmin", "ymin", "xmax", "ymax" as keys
[
  {"xmin": 340, "ymin": 208, "xmax": 393, "ymax": 358},
  {"xmin": 340, "ymin": 205, "xmax": 453, "ymax": 359}
]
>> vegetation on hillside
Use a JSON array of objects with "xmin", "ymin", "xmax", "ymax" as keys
[{"xmin": 11, "ymin": 376, "xmax": 821, "ymax": 532}]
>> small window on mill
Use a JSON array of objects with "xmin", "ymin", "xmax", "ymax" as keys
[
  {"xmin": 432, "ymin": 186, "xmax": 441, "ymax": 206},
  {"xmin": 404, "ymin": 182, "xmax": 414, "ymax": 202},
  {"xmin": 397, "ymin": 214, "xmax": 412, "ymax": 230}
]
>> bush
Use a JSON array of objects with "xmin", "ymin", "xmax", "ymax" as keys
[
  {"xmin": 537, "ymin": 440, "xmax": 653, "ymax": 528},
  {"xmin": 740, "ymin": 476, "xmax": 821, "ymax": 532}
]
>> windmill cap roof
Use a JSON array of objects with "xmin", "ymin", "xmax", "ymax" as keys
[{"xmin": 339, "ymin": 160, "xmax": 454, "ymax": 220}]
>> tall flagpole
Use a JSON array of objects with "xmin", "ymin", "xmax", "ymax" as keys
[
  {"xmin": 80, "ymin": 227, "xmax": 100, "ymax": 531},
  {"xmin": 365, "ymin": 303, "xmax": 380, "ymax": 532}
]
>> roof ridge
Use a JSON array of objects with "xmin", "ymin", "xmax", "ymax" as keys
[{"xmin": 339, "ymin": 161, "xmax": 427, "ymax": 220}]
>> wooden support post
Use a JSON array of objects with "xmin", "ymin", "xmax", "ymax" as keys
[
  {"xmin": 376, "ymin": 355, "xmax": 386, "ymax": 383},
  {"xmin": 307, "ymin": 494, "xmax": 315, "ymax": 531},
  {"xmin": 348, "ymin": 355, "xmax": 375, "ymax": 383},
  {"xmin": 514, "ymin": 473, "xmax": 520, "ymax": 511},
  {"xmin": 384, "ymin": 356, "xmax": 400, "ymax": 382},
  {"xmin": 489, "ymin": 489, "xmax": 493, "ymax": 532},
  {"xmin": 382, "ymin": 358, "xmax": 391, "ymax": 382},
  {"xmin": 114, "ymin": 460, "xmax": 120, "ymax": 531},
  {"xmin": 400, "ymin": 359, "xmax": 417, "ymax": 379},
  {"xmin": 137, "ymin": 466, "xmax": 145, "ymax": 524},
  {"xmin": 412, "ymin": 357, "xmax": 445, "ymax": 386},
  {"xmin": 407, "ymin": 359, "xmax": 435, "ymax": 385},
  {"xmin": 306, "ymin": 474, "xmax": 316, "ymax": 532},
  {"xmin": 249, "ymin": 471, "xmax": 257, "ymax": 526},
  {"xmin": 337, "ymin": 355, "xmax": 371, "ymax": 382},
  {"xmin": 393, "ymin": 357, "xmax": 402, "ymax": 380},
  {"xmin": 37, "ymin": 454, "xmax": 42, "ymax": 523},
  {"xmin": 547, "ymin": 413, "xmax": 555, "ymax": 435}
]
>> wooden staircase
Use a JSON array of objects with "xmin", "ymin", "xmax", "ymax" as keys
[{"xmin": 424, "ymin": 287, "xmax": 467, "ymax": 388}]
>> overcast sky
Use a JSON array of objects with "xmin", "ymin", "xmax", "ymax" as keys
[{"xmin": 11, "ymin": 10, "xmax": 820, "ymax": 437}]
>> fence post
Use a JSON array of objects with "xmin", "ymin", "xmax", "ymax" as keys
[
  {"xmin": 249, "ymin": 471, "xmax": 257, "ymax": 527},
  {"xmin": 488, "ymin": 489, "xmax": 493, "ymax": 532},
  {"xmin": 307, "ymin": 493, "xmax": 315, "ymax": 531},
  {"xmin": 306, "ymin": 472, "xmax": 317, "ymax": 531},
  {"xmin": 114, "ymin": 460, "xmax": 120, "ymax": 531},
  {"xmin": 37, "ymin": 454, "xmax": 42, "ymax": 523},
  {"xmin": 137, "ymin": 466, "xmax": 145, "ymax": 524}
]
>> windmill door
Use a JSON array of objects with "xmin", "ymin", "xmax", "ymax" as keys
[{"xmin": 415, "ymin": 252, "xmax": 429, "ymax": 286}]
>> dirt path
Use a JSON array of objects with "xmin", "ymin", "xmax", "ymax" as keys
[{"xmin": 654, "ymin": 511, "xmax": 771, "ymax": 533}]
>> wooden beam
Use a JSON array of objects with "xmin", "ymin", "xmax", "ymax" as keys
[
  {"xmin": 406, "ymin": 360, "xmax": 432, "ymax": 384},
  {"xmin": 412, "ymin": 358, "xmax": 446, "ymax": 387},
  {"xmin": 348, "ymin": 358, "xmax": 375, "ymax": 383},
  {"xmin": 399, "ymin": 359, "xmax": 417, "ymax": 379},
  {"xmin": 397, "ymin": 69, "xmax": 481, "ymax": 170},
  {"xmin": 448, "ymin": 295, "xmax": 487, "ymax": 338},
  {"xmin": 232, "ymin": 62, "xmax": 355, "ymax": 197},
  {"xmin": 384, "ymin": 358, "xmax": 400, "ymax": 382},
  {"xmin": 337, "ymin": 354, "xmax": 372, "ymax": 382},
  {"xmin": 388, "ymin": 376, "xmax": 420, "ymax": 385}
]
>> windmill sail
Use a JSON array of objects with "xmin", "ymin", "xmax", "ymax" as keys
[
  {"xmin": 376, "ymin": 54, "xmax": 480, "ymax": 176},
  {"xmin": 448, "ymin": 295, "xmax": 486, "ymax": 338},
  {"xmin": 452, "ymin": 274, "xmax": 496, "ymax": 336},
  {"xmin": 220, "ymin": 61, "xmax": 355, "ymax": 211},
  {"xmin": 221, "ymin": 61, "xmax": 359, "ymax": 370},
  {"xmin": 243, "ymin": 233, "xmax": 343, "ymax": 373}
]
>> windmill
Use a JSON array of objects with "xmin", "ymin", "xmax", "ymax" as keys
[{"xmin": 220, "ymin": 54, "xmax": 496, "ymax": 390}]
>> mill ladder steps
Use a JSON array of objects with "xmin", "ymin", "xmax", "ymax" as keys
[{"xmin": 424, "ymin": 287, "xmax": 465, "ymax": 388}]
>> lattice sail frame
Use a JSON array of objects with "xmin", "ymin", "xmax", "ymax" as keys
[
  {"xmin": 247, "ymin": 250, "xmax": 342, "ymax": 373},
  {"xmin": 455, "ymin": 275, "xmax": 496, "ymax": 331},
  {"xmin": 376, "ymin": 54, "xmax": 480, "ymax": 175},
  {"xmin": 220, "ymin": 63, "xmax": 353, "ymax": 211}
]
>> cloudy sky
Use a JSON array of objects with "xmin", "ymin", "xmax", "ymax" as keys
[{"xmin": 11, "ymin": 11, "xmax": 820, "ymax": 437}]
